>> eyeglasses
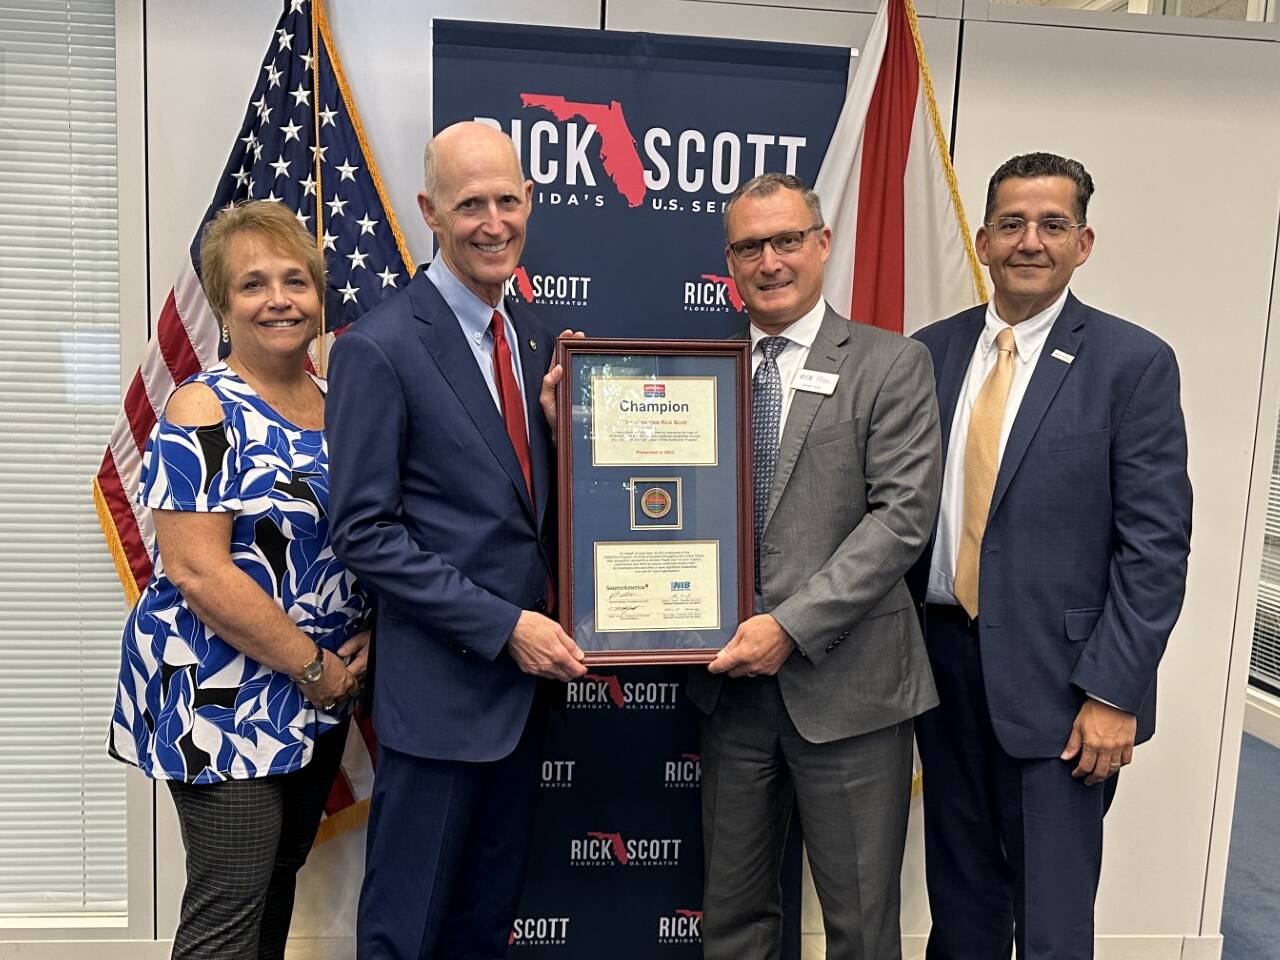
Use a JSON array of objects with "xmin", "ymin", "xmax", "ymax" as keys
[
  {"xmin": 986, "ymin": 217, "xmax": 1085, "ymax": 244},
  {"xmin": 726, "ymin": 225, "xmax": 823, "ymax": 261}
]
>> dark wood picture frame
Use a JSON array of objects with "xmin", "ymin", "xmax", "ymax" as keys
[{"xmin": 556, "ymin": 337, "xmax": 753, "ymax": 666}]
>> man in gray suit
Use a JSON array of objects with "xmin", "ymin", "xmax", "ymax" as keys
[{"xmin": 687, "ymin": 173, "xmax": 942, "ymax": 960}]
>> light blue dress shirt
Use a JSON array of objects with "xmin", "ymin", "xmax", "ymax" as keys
[{"xmin": 426, "ymin": 257, "xmax": 529, "ymax": 439}]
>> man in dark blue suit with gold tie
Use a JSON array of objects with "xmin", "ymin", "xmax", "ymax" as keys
[
  {"xmin": 326, "ymin": 121, "xmax": 587, "ymax": 959},
  {"xmin": 908, "ymin": 153, "xmax": 1193, "ymax": 959}
]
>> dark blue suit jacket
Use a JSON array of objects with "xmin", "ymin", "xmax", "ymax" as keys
[
  {"xmin": 326, "ymin": 270, "xmax": 556, "ymax": 762},
  {"xmin": 908, "ymin": 293, "xmax": 1192, "ymax": 758}
]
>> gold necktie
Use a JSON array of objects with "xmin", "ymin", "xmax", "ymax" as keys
[{"xmin": 954, "ymin": 327, "xmax": 1017, "ymax": 618}]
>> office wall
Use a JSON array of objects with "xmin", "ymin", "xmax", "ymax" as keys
[
  {"xmin": 14, "ymin": 1, "xmax": 1271, "ymax": 957},
  {"xmin": 952, "ymin": 22, "xmax": 1280, "ymax": 954},
  {"xmin": 603, "ymin": 10, "xmax": 1280, "ymax": 957}
]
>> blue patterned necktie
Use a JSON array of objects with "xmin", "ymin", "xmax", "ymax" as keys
[{"xmin": 752, "ymin": 336, "xmax": 789, "ymax": 591}]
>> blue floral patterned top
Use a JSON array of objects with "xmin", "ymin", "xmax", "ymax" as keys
[{"xmin": 108, "ymin": 364, "xmax": 368, "ymax": 783}]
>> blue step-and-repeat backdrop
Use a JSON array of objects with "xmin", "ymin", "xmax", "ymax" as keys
[{"xmin": 434, "ymin": 21, "xmax": 848, "ymax": 956}]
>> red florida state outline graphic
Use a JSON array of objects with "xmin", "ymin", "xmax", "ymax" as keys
[
  {"xmin": 520, "ymin": 94, "xmax": 647, "ymax": 207},
  {"xmin": 512, "ymin": 265, "xmax": 535, "ymax": 302},
  {"xmin": 587, "ymin": 830, "xmax": 630, "ymax": 864},
  {"xmin": 699, "ymin": 274, "xmax": 745, "ymax": 311},
  {"xmin": 583, "ymin": 672, "xmax": 626, "ymax": 707}
]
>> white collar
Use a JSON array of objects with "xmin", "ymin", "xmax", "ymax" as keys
[
  {"xmin": 982, "ymin": 288, "xmax": 1069, "ymax": 364},
  {"xmin": 749, "ymin": 298, "xmax": 825, "ymax": 352},
  {"xmin": 426, "ymin": 256, "xmax": 510, "ymax": 343}
]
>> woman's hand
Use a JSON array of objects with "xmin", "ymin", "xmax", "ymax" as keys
[
  {"xmin": 299, "ymin": 648, "xmax": 359, "ymax": 709},
  {"xmin": 336, "ymin": 628, "xmax": 372, "ymax": 680}
]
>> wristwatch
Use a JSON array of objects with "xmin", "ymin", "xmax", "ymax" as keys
[{"xmin": 294, "ymin": 644, "xmax": 325, "ymax": 684}]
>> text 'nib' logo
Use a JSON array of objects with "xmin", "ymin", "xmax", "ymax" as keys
[
  {"xmin": 566, "ymin": 673, "xmax": 681, "ymax": 710},
  {"xmin": 664, "ymin": 752, "xmax": 702, "ymax": 789},
  {"xmin": 684, "ymin": 275, "xmax": 745, "ymax": 313},
  {"xmin": 507, "ymin": 266, "xmax": 592, "ymax": 306},
  {"xmin": 658, "ymin": 909, "xmax": 703, "ymax": 944},
  {"xmin": 570, "ymin": 831, "xmax": 683, "ymax": 867},
  {"xmin": 509, "ymin": 917, "xmax": 570, "ymax": 947}
]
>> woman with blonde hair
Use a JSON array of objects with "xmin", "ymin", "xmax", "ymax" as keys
[{"xmin": 108, "ymin": 200, "xmax": 370, "ymax": 960}]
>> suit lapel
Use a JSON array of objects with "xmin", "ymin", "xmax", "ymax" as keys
[
  {"xmin": 411, "ymin": 276, "xmax": 535, "ymax": 520},
  {"xmin": 937, "ymin": 311, "xmax": 986, "ymax": 458},
  {"xmin": 511, "ymin": 301, "xmax": 551, "ymax": 530},
  {"xmin": 762, "ymin": 309, "xmax": 848, "ymax": 535},
  {"xmin": 988, "ymin": 294, "xmax": 1086, "ymax": 517}
]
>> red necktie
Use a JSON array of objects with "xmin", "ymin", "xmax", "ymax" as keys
[
  {"xmin": 490, "ymin": 311, "xmax": 533, "ymax": 497},
  {"xmin": 492, "ymin": 311, "xmax": 556, "ymax": 612}
]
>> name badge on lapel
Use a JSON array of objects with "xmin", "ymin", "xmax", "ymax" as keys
[{"xmin": 794, "ymin": 369, "xmax": 839, "ymax": 395}]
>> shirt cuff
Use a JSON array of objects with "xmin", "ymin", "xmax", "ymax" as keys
[{"xmin": 1087, "ymin": 693, "xmax": 1125, "ymax": 711}]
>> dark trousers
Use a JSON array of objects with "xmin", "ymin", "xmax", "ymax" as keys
[
  {"xmin": 166, "ymin": 720, "xmax": 349, "ymax": 960},
  {"xmin": 916, "ymin": 607, "xmax": 1117, "ymax": 960},
  {"xmin": 700, "ymin": 676, "xmax": 914, "ymax": 960},
  {"xmin": 357, "ymin": 703, "xmax": 546, "ymax": 960}
]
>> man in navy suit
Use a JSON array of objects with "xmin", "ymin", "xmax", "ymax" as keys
[
  {"xmin": 908, "ymin": 153, "xmax": 1192, "ymax": 960},
  {"xmin": 326, "ymin": 121, "xmax": 587, "ymax": 959}
]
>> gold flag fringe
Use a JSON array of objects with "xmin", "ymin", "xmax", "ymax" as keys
[
  {"xmin": 903, "ymin": 0, "xmax": 988, "ymax": 304},
  {"xmin": 92, "ymin": 475, "xmax": 142, "ymax": 607}
]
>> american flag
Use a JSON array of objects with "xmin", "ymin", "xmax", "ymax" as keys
[{"xmin": 91, "ymin": 0, "xmax": 410, "ymax": 840}]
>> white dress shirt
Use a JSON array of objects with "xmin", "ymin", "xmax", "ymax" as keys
[
  {"xmin": 427, "ymin": 256, "xmax": 528, "ymax": 438},
  {"xmin": 749, "ymin": 297, "xmax": 826, "ymax": 428},
  {"xmin": 925, "ymin": 288, "xmax": 1069, "ymax": 605},
  {"xmin": 749, "ymin": 298, "xmax": 826, "ymax": 615}
]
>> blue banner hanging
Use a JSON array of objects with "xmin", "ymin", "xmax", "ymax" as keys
[{"xmin": 433, "ymin": 20, "xmax": 849, "ymax": 957}]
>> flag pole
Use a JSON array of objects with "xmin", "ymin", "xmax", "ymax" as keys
[{"xmin": 311, "ymin": 0, "xmax": 328, "ymax": 375}]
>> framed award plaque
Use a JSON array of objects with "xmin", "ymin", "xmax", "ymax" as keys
[{"xmin": 556, "ymin": 338, "xmax": 753, "ymax": 665}]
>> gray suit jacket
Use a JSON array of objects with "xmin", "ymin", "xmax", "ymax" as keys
[{"xmin": 687, "ymin": 305, "xmax": 943, "ymax": 743}]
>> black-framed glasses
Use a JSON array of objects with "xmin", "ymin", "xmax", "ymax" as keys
[
  {"xmin": 726, "ymin": 224, "xmax": 823, "ymax": 261},
  {"xmin": 986, "ymin": 216, "xmax": 1084, "ymax": 244}
]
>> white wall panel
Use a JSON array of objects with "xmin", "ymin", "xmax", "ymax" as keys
[
  {"xmin": 954, "ymin": 19, "xmax": 1280, "ymax": 938},
  {"xmin": 608, "ymin": 0, "xmax": 961, "ymax": 139}
]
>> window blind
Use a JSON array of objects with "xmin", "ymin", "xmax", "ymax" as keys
[
  {"xmin": 0, "ymin": 0, "xmax": 127, "ymax": 917},
  {"xmin": 1252, "ymin": 415, "xmax": 1280, "ymax": 696}
]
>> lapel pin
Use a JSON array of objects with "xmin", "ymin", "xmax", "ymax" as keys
[
  {"xmin": 529, "ymin": 339, "xmax": 537, "ymax": 351},
  {"xmin": 1051, "ymin": 349, "xmax": 1074, "ymax": 364}
]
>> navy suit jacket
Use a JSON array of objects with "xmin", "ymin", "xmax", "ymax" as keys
[
  {"xmin": 908, "ymin": 293, "xmax": 1192, "ymax": 758},
  {"xmin": 326, "ymin": 270, "xmax": 556, "ymax": 762}
]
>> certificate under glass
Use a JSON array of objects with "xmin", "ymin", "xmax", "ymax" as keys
[
  {"xmin": 557, "ymin": 338, "xmax": 752, "ymax": 665},
  {"xmin": 589, "ymin": 376, "xmax": 718, "ymax": 466}
]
